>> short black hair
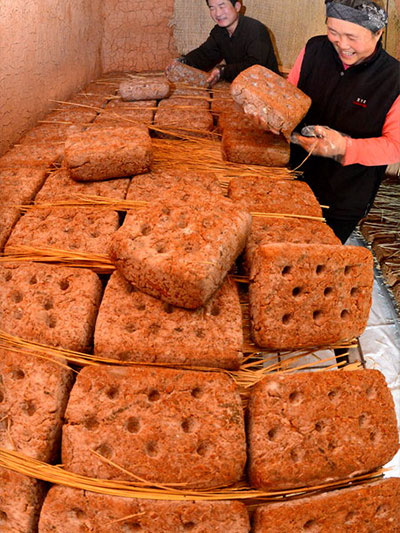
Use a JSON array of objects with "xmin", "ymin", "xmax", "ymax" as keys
[{"xmin": 206, "ymin": 0, "xmax": 238, "ymax": 6}]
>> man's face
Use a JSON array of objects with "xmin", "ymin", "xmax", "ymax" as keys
[
  {"xmin": 207, "ymin": 0, "xmax": 241, "ymax": 32},
  {"xmin": 327, "ymin": 17, "xmax": 383, "ymax": 66}
]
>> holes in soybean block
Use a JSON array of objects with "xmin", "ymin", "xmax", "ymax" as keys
[
  {"xmin": 95, "ymin": 443, "xmax": 113, "ymax": 459},
  {"xmin": 292, "ymin": 286, "xmax": 302, "ymax": 297},
  {"xmin": 324, "ymin": 287, "xmax": 333, "ymax": 297},
  {"xmin": 11, "ymin": 291, "xmax": 23, "ymax": 303},
  {"xmin": 267, "ymin": 427, "xmax": 279, "ymax": 441},
  {"xmin": 148, "ymin": 389, "xmax": 160, "ymax": 402},
  {"xmin": 282, "ymin": 313, "xmax": 292, "ymax": 325},
  {"xmin": 366, "ymin": 386, "xmax": 376, "ymax": 399},
  {"xmin": 195, "ymin": 328, "xmax": 205, "ymax": 338},
  {"xmin": 70, "ymin": 508, "xmax": 86, "ymax": 520},
  {"xmin": 181, "ymin": 417, "xmax": 196, "ymax": 433},
  {"xmin": 122, "ymin": 522, "xmax": 142, "ymax": 532},
  {"xmin": 136, "ymin": 303, "xmax": 146, "ymax": 311},
  {"xmin": 126, "ymin": 284, "xmax": 135, "ymax": 294},
  {"xmin": 59, "ymin": 279, "xmax": 70, "ymax": 291},
  {"xmin": 0, "ymin": 511, "xmax": 7, "ymax": 523},
  {"xmin": 0, "ymin": 390, "xmax": 4, "ymax": 403},
  {"xmin": 370, "ymin": 431, "xmax": 378, "ymax": 442},
  {"xmin": 191, "ymin": 387, "xmax": 203, "ymax": 399},
  {"xmin": 328, "ymin": 389, "xmax": 340, "ymax": 401},
  {"xmin": 83, "ymin": 416, "xmax": 99, "ymax": 430},
  {"xmin": 46, "ymin": 315, "xmax": 57, "ymax": 330},
  {"xmin": 148, "ymin": 323, "xmax": 161, "ymax": 335},
  {"xmin": 141, "ymin": 223, "xmax": 152, "ymax": 236},
  {"xmin": 345, "ymin": 511, "xmax": 357, "ymax": 524},
  {"xmin": 340, "ymin": 309, "xmax": 350, "ymax": 320},
  {"xmin": 125, "ymin": 323, "xmax": 136, "ymax": 334},
  {"xmin": 196, "ymin": 441, "xmax": 210, "ymax": 457},
  {"xmin": 4, "ymin": 271, "xmax": 12, "ymax": 282},
  {"xmin": 316, "ymin": 264, "xmax": 325, "ymax": 275},
  {"xmin": 163, "ymin": 302, "xmax": 173, "ymax": 314},
  {"xmin": 358, "ymin": 414, "xmax": 368, "ymax": 427},
  {"xmin": 43, "ymin": 298, "xmax": 53, "ymax": 310},
  {"xmin": 303, "ymin": 519, "xmax": 317, "ymax": 529},
  {"xmin": 156, "ymin": 243, "xmax": 166, "ymax": 253},
  {"xmin": 21, "ymin": 400, "xmax": 36, "ymax": 416},
  {"xmin": 11, "ymin": 368, "xmax": 25, "ymax": 380},
  {"xmin": 314, "ymin": 421, "xmax": 325, "ymax": 432},
  {"xmin": 183, "ymin": 522, "xmax": 196, "ymax": 530},
  {"xmin": 106, "ymin": 386, "xmax": 119, "ymax": 400},
  {"xmin": 146, "ymin": 441, "xmax": 158, "ymax": 457},
  {"xmin": 29, "ymin": 274, "xmax": 37, "ymax": 285},
  {"xmin": 126, "ymin": 417, "xmax": 140, "ymax": 434},
  {"xmin": 289, "ymin": 391, "xmax": 302, "ymax": 404},
  {"xmin": 344, "ymin": 265, "xmax": 353, "ymax": 275},
  {"xmin": 351, "ymin": 287, "xmax": 360, "ymax": 297},
  {"xmin": 313, "ymin": 310, "xmax": 323, "ymax": 324},
  {"xmin": 211, "ymin": 305, "xmax": 220, "ymax": 317},
  {"xmin": 281, "ymin": 265, "xmax": 292, "ymax": 276}
]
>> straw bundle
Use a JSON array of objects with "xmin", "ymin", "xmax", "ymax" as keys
[
  {"xmin": 0, "ymin": 448, "xmax": 385, "ymax": 503},
  {"xmin": 1, "ymin": 245, "xmax": 115, "ymax": 274},
  {"xmin": 0, "ymin": 327, "xmax": 358, "ymax": 402},
  {"xmin": 152, "ymin": 138, "xmax": 298, "ymax": 182}
]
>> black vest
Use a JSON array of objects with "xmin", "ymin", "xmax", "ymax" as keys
[{"xmin": 291, "ymin": 36, "xmax": 400, "ymax": 220}]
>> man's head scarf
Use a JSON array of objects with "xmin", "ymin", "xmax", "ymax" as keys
[{"xmin": 325, "ymin": 0, "xmax": 388, "ymax": 32}]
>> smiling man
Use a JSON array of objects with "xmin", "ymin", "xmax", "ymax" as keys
[
  {"xmin": 289, "ymin": 0, "xmax": 400, "ymax": 244},
  {"xmin": 173, "ymin": 0, "xmax": 278, "ymax": 85}
]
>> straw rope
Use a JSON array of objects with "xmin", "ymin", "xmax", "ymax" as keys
[
  {"xmin": 151, "ymin": 138, "xmax": 299, "ymax": 181},
  {"xmin": 0, "ymin": 330, "xmax": 356, "ymax": 389},
  {"xmin": 1, "ymin": 245, "xmax": 115, "ymax": 274},
  {"xmin": 0, "ymin": 448, "xmax": 385, "ymax": 502}
]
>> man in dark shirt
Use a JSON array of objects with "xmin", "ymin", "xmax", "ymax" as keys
[{"xmin": 171, "ymin": 0, "xmax": 278, "ymax": 85}]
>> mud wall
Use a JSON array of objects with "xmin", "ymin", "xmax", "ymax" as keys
[
  {"xmin": 0, "ymin": 0, "xmax": 103, "ymax": 156},
  {"xmin": 101, "ymin": 0, "xmax": 178, "ymax": 73}
]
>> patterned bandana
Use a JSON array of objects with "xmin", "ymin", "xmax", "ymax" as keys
[{"xmin": 325, "ymin": 0, "xmax": 388, "ymax": 32}]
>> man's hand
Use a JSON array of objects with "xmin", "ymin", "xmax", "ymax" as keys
[
  {"xmin": 291, "ymin": 125, "xmax": 348, "ymax": 162},
  {"xmin": 206, "ymin": 67, "xmax": 222, "ymax": 86}
]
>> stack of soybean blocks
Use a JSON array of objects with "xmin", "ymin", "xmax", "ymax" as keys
[
  {"xmin": 0, "ymin": 67, "xmax": 399, "ymax": 533},
  {"xmin": 0, "ymin": 73, "xmax": 144, "ymax": 255},
  {"xmin": 212, "ymin": 64, "xmax": 311, "ymax": 167},
  {"xmin": 155, "ymin": 61, "xmax": 214, "ymax": 138}
]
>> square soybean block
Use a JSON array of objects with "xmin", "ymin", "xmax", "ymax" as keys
[
  {"xmin": 64, "ymin": 125, "xmax": 152, "ymax": 181},
  {"xmin": 110, "ymin": 191, "xmax": 251, "ymax": 309},
  {"xmin": 252, "ymin": 478, "xmax": 400, "ymax": 533},
  {"xmin": 249, "ymin": 243, "xmax": 373, "ymax": 350},
  {"xmin": 62, "ymin": 365, "xmax": 246, "ymax": 489},
  {"xmin": 39, "ymin": 486, "xmax": 250, "ymax": 533},
  {"xmin": 0, "ymin": 263, "xmax": 102, "ymax": 351},
  {"xmin": 94, "ymin": 272, "xmax": 243, "ymax": 369},
  {"xmin": 248, "ymin": 370, "xmax": 399, "ymax": 491},
  {"xmin": 0, "ymin": 348, "xmax": 73, "ymax": 462},
  {"xmin": 231, "ymin": 65, "xmax": 311, "ymax": 140},
  {"xmin": 0, "ymin": 470, "xmax": 46, "ymax": 533},
  {"xmin": 228, "ymin": 176, "xmax": 322, "ymax": 218}
]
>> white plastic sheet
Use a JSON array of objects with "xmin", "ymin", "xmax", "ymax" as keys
[{"xmin": 348, "ymin": 233, "xmax": 400, "ymax": 477}]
